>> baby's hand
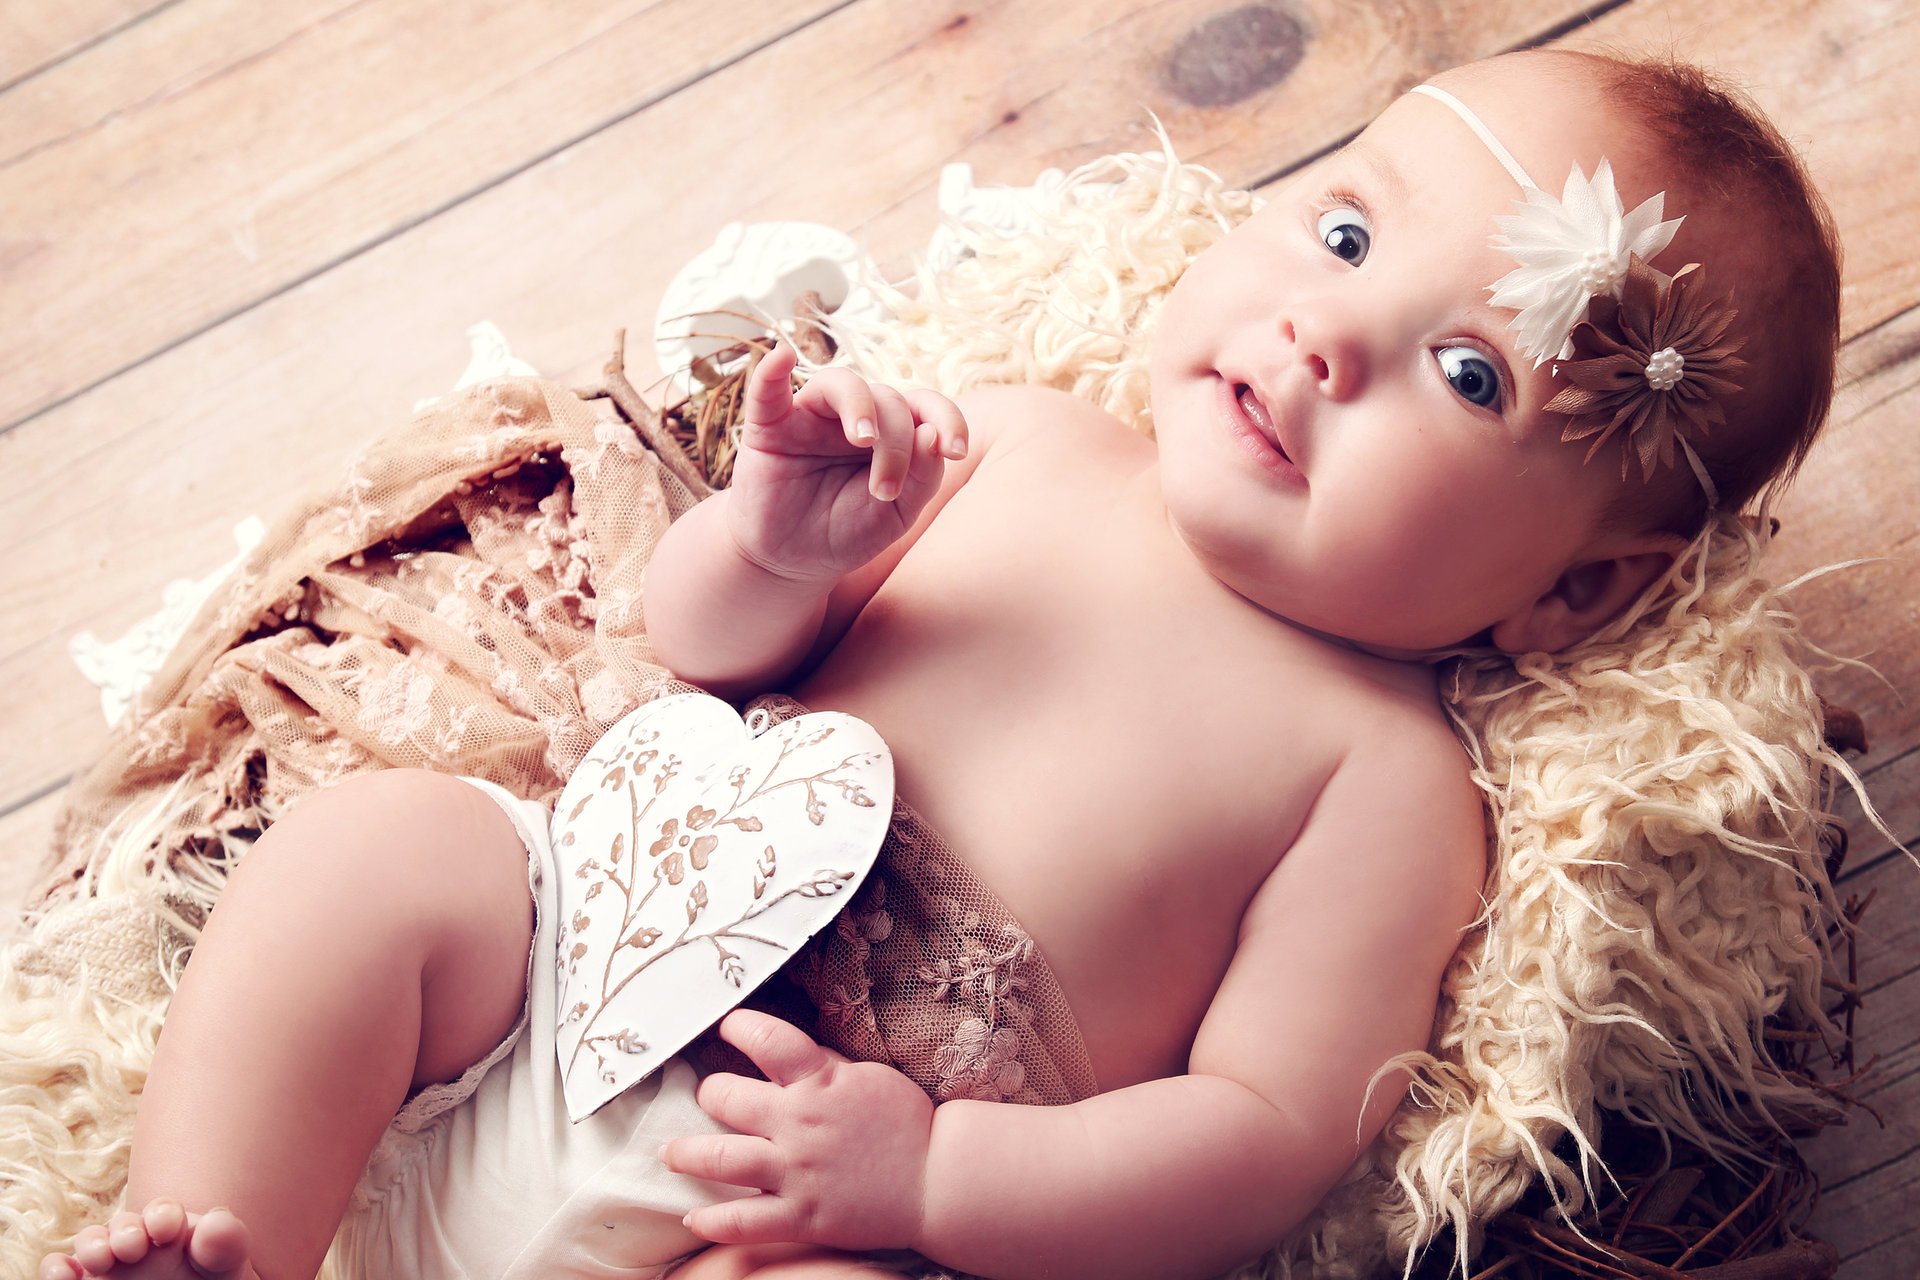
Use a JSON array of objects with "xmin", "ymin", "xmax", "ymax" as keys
[
  {"xmin": 665, "ymin": 1009, "xmax": 934, "ymax": 1253},
  {"xmin": 723, "ymin": 340, "xmax": 967, "ymax": 589}
]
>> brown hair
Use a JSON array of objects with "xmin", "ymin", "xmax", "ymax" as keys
[{"xmin": 1573, "ymin": 51, "xmax": 1844, "ymax": 537}]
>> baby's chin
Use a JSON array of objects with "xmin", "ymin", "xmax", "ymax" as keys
[{"xmin": 1224, "ymin": 577, "xmax": 1504, "ymax": 663}]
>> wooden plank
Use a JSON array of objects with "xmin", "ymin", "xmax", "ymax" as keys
[
  {"xmin": 1798, "ymin": 716, "xmax": 1919, "ymax": 1276},
  {"xmin": 1, "ymin": 0, "xmax": 365, "ymax": 165},
  {"xmin": 0, "ymin": 0, "xmax": 1595, "ymax": 810},
  {"xmin": 1802, "ymin": 953, "xmax": 1920, "ymax": 1269},
  {"xmin": 1839, "ymin": 854, "xmax": 1920, "ymax": 1028},
  {"xmin": 0, "ymin": 788, "xmax": 64, "ymax": 943},
  {"xmin": 0, "ymin": 0, "xmax": 848, "ymax": 431},
  {"xmin": 1764, "ymin": 307, "xmax": 1920, "ymax": 768},
  {"xmin": 0, "ymin": 0, "xmax": 170, "ymax": 90},
  {"xmin": 1833, "ymin": 743, "xmax": 1920, "ymax": 884}
]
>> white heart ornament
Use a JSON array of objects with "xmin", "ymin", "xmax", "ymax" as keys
[{"xmin": 551, "ymin": 692, "xmax": 893, "ymax": 1120}]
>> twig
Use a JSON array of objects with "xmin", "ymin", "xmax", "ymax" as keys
[
  {"xmin": 1673, "ymin": 1169, "xmax": 1771, "ymax": 1269},
  {"xmin": 604, "ymin": 329, "xmax": 711, "ymax": 498},
  {"xmin": 1686, "ymin": 1238, "xmax": 1837, "ymax": 1280}
]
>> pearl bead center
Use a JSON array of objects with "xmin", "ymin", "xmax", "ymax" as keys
[{"xmin": 1644, "ymin": 346, "xmax": 1685, "ymax": 391}]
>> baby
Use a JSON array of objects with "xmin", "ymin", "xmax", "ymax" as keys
[{"xmin": 41, "ymin": 46, "xmax": 1841, "ymax": 1280}]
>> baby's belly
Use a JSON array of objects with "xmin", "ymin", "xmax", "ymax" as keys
[{"xmin": 790, "ymin": 663, "xmax": 1310, "ymax": 1090}]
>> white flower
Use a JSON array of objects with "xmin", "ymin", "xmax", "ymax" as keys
[{"xmin": 1488, "ymin": 159, "xmax": 1683, "ymax": 367}]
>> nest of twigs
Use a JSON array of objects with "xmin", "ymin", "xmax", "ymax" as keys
[
  {"xmin": 573, "ymin": 294, "xmax": 836, "ymax": 498},
  {"xmin": 576, "ymin": 313, "xmax": 1878, "ymax": 1280}
]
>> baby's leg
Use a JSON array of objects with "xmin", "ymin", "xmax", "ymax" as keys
[{"xmin": 43, "ymin": 768, "xmax": 536, "ymax": 1280}]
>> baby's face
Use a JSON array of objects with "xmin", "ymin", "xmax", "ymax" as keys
[{"xmin": 1150, "ymin": 59, "xmax": 1664, "ymax": 653}]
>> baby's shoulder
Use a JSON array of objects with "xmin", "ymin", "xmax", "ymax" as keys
[
  {"xmin": 1344, "ymin": 678, "xmax": 1474, "ymax": 791},
  {"xmin": 1309, "ymin": 682, "xmax": 1484, "ymax": 873}
]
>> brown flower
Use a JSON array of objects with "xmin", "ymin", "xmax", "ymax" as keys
[{"xmin": 1543, "ymin": 255, "xmax": 1747, "ymax": 482}]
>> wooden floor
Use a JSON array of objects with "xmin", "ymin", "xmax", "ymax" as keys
[{"xmin": 1, "ymin": 0, "xmax": 1913, "ymax": 1273}]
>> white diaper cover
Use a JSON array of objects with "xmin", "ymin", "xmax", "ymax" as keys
[{"xmin": 328, "ymin": 776, "xmax": 751, "ymax": 1280}]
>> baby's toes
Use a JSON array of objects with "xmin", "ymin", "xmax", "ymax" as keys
[
  {"xmin": 37, "ymin": 1253, "xmax": 83, "ymax": 1280},
  {"xmin": 183, "ymin": 1209, "xmax": 251, "ymax": 1278},
  {"xmin": 105, "ymin": 1211, "xmax": 154, "ymax": 1266},
  {"xmin": 140, "ymin": 1199, "xmax": 187, "ymax": 1248},
  {"xmin": 68, "ymin": 1224, "xmax": 117, "ymax": 1275}
]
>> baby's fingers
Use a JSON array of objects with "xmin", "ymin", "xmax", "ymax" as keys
[
  {"xmin": 862, "ymin": 387, "xmax": 924, "ymax": 502},
  {"xmin": 742, "ymin": 340, "xmax": 800, "ymax": 429},
  {"xmin": 716, "ymin": 1009, "xmax": 836, "ymax": 1087},
  {"xmin": 696, "ymin": 1071, "xmax": 777, "ymax": 1135},
  {"xmin": 684, "ymin": 1193, "xmax": 808, "ymax": 1246},
  {"xmin": 902, "ymin": 388, "xmax": 968, "ymax": 461},
  {"xmin": 662, "ymin": 1133, "xmax": 787, "ymax": 1192},
  {"xmin": 791, "ymin": 366, "xmax": 879, "ymax": 450}
]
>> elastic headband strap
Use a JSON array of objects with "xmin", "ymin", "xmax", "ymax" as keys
[{"xmin": 1409, "ymin": 84, "xmax": 1538, "ymax": 193}]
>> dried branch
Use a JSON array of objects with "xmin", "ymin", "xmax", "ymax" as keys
[{"xmin": 601, "ymin": 328, "xmax": 712, "ymax": 499}]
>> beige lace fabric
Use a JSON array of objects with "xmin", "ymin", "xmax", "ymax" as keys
[
  {"xmin": 722, "ymin": 693, "xmax": 1098, "ymax": 1108},
  {"xmin": 33, "ymin": 377, "xmax": 709, "ymax": 902}
]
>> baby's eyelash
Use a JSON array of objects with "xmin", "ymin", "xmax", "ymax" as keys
[{"xmin": 1323, "ymin": 188, "xmax": 1370, "ymax": 219}]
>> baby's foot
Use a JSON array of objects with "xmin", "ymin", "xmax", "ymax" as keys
[{"xmin": 39, "ymin": 1199, "xmax": 255, "ymax": 1280}]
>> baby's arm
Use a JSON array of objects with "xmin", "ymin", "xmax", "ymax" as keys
[
  {"xmin": 671, "ymin": 726, "xmax": 1487, "ymax": 1280},
  {"xmin": 644, "ymin": 342, "xmax": 978, "ymax": 701}
]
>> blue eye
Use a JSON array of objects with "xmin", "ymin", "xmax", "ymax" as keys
[
  {"xmin": 1438, "ymin": 345, "xmax": 1501, "ymax": 408},
  {"xmin": 1315, "ymin": 208, "xmax": 1371, "ymax": 265}
]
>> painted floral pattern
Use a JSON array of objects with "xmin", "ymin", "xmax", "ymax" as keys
[{"xmin": 551, "ymin": 697, "xmax": 891, "ymax": 1114}]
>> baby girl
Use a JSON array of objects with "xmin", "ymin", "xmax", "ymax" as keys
[{"xmin": 42, "ymin": 45, "xmax": 1840, "ymax": 1280}]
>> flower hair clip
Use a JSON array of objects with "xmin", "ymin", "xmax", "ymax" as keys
[
  {"xmin": 1545, "ymin": 255, "xmax": 1747, "ymax": 494},
  {"xmin": 1486, "ymin": 158, "xmax": 1681, "ymax": 368},
  {"xmin": 1410, "ymin": 84, "xmax": 1747, "ymax": 504}
]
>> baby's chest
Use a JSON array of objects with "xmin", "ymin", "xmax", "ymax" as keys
[{"xmin": 795, "ymin": 415, "xmax": 1339, "ymax": 895}]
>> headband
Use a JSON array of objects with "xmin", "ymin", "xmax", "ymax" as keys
[{"xmin": 1410, "ymin": 84, "xmax": 1747, "ymax": 504}]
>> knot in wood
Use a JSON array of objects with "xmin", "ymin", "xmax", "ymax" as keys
[{"xmin": 1162, "ymin": 5, "xmax": 1308, "ymax": 108}]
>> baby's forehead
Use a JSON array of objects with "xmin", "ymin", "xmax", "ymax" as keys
[{"xmin": 1392, "ymin": 56, "xmax": 1675, "ymax": 202}]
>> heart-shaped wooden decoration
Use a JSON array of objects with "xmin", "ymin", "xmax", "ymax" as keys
[{"xmin": 551, "ymin": 691, "xmax": 893, "ymax": 1120}]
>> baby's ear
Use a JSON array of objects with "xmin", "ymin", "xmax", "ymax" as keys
[{"xmin": 1488, "ymin": 534, "xmax": 1685, "ymax": 655}]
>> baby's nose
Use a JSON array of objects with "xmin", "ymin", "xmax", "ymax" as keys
[{"xmin": 1281, "ymin": 316, "xmax": 1366, "ymax": 401}]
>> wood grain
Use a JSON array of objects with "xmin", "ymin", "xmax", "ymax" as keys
[
  {"xmin": 1804, "ymin": 956, "xmax": 1920, "ymax": 1267},
  {"xmin": 0, "ymin": 789, "xmax": 63, "ymax": 943},
  {"xmin": 1765, "ymin": 304, "xmax": 1920, "ymax": 765},
  {"xmin": 0, "ymin": 0, "xmax": 171, "ymax": 89},
  {"xmin": 0, "ymin": 0, "xmax": 848, "ymax": 431},
  {"xmin": 0, "ymin": 0, "xmax": 362, "ymax": 166},
  {"xmin": 0, "ymin": 0, "xmax": 1596, "ymax": 810}
]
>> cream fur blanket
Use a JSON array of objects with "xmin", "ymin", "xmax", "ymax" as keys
[{"xmin": 0, "ymin": 148, "xmax": 1878, "ymax": 1280}]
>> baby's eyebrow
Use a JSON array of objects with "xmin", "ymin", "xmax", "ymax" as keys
[{"xmin": 1348, "ymin": 143, "xmax": 1408, "ymax": 205}]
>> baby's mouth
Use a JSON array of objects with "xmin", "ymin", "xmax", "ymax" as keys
[{"xmin": 1234, "ymin": 384, "xmax": 1289, "ymax": 461}]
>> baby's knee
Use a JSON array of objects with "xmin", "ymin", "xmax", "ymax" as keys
[{"xmin": 244, "ymin": 769, "xmax": 533, "ymax": 938}]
